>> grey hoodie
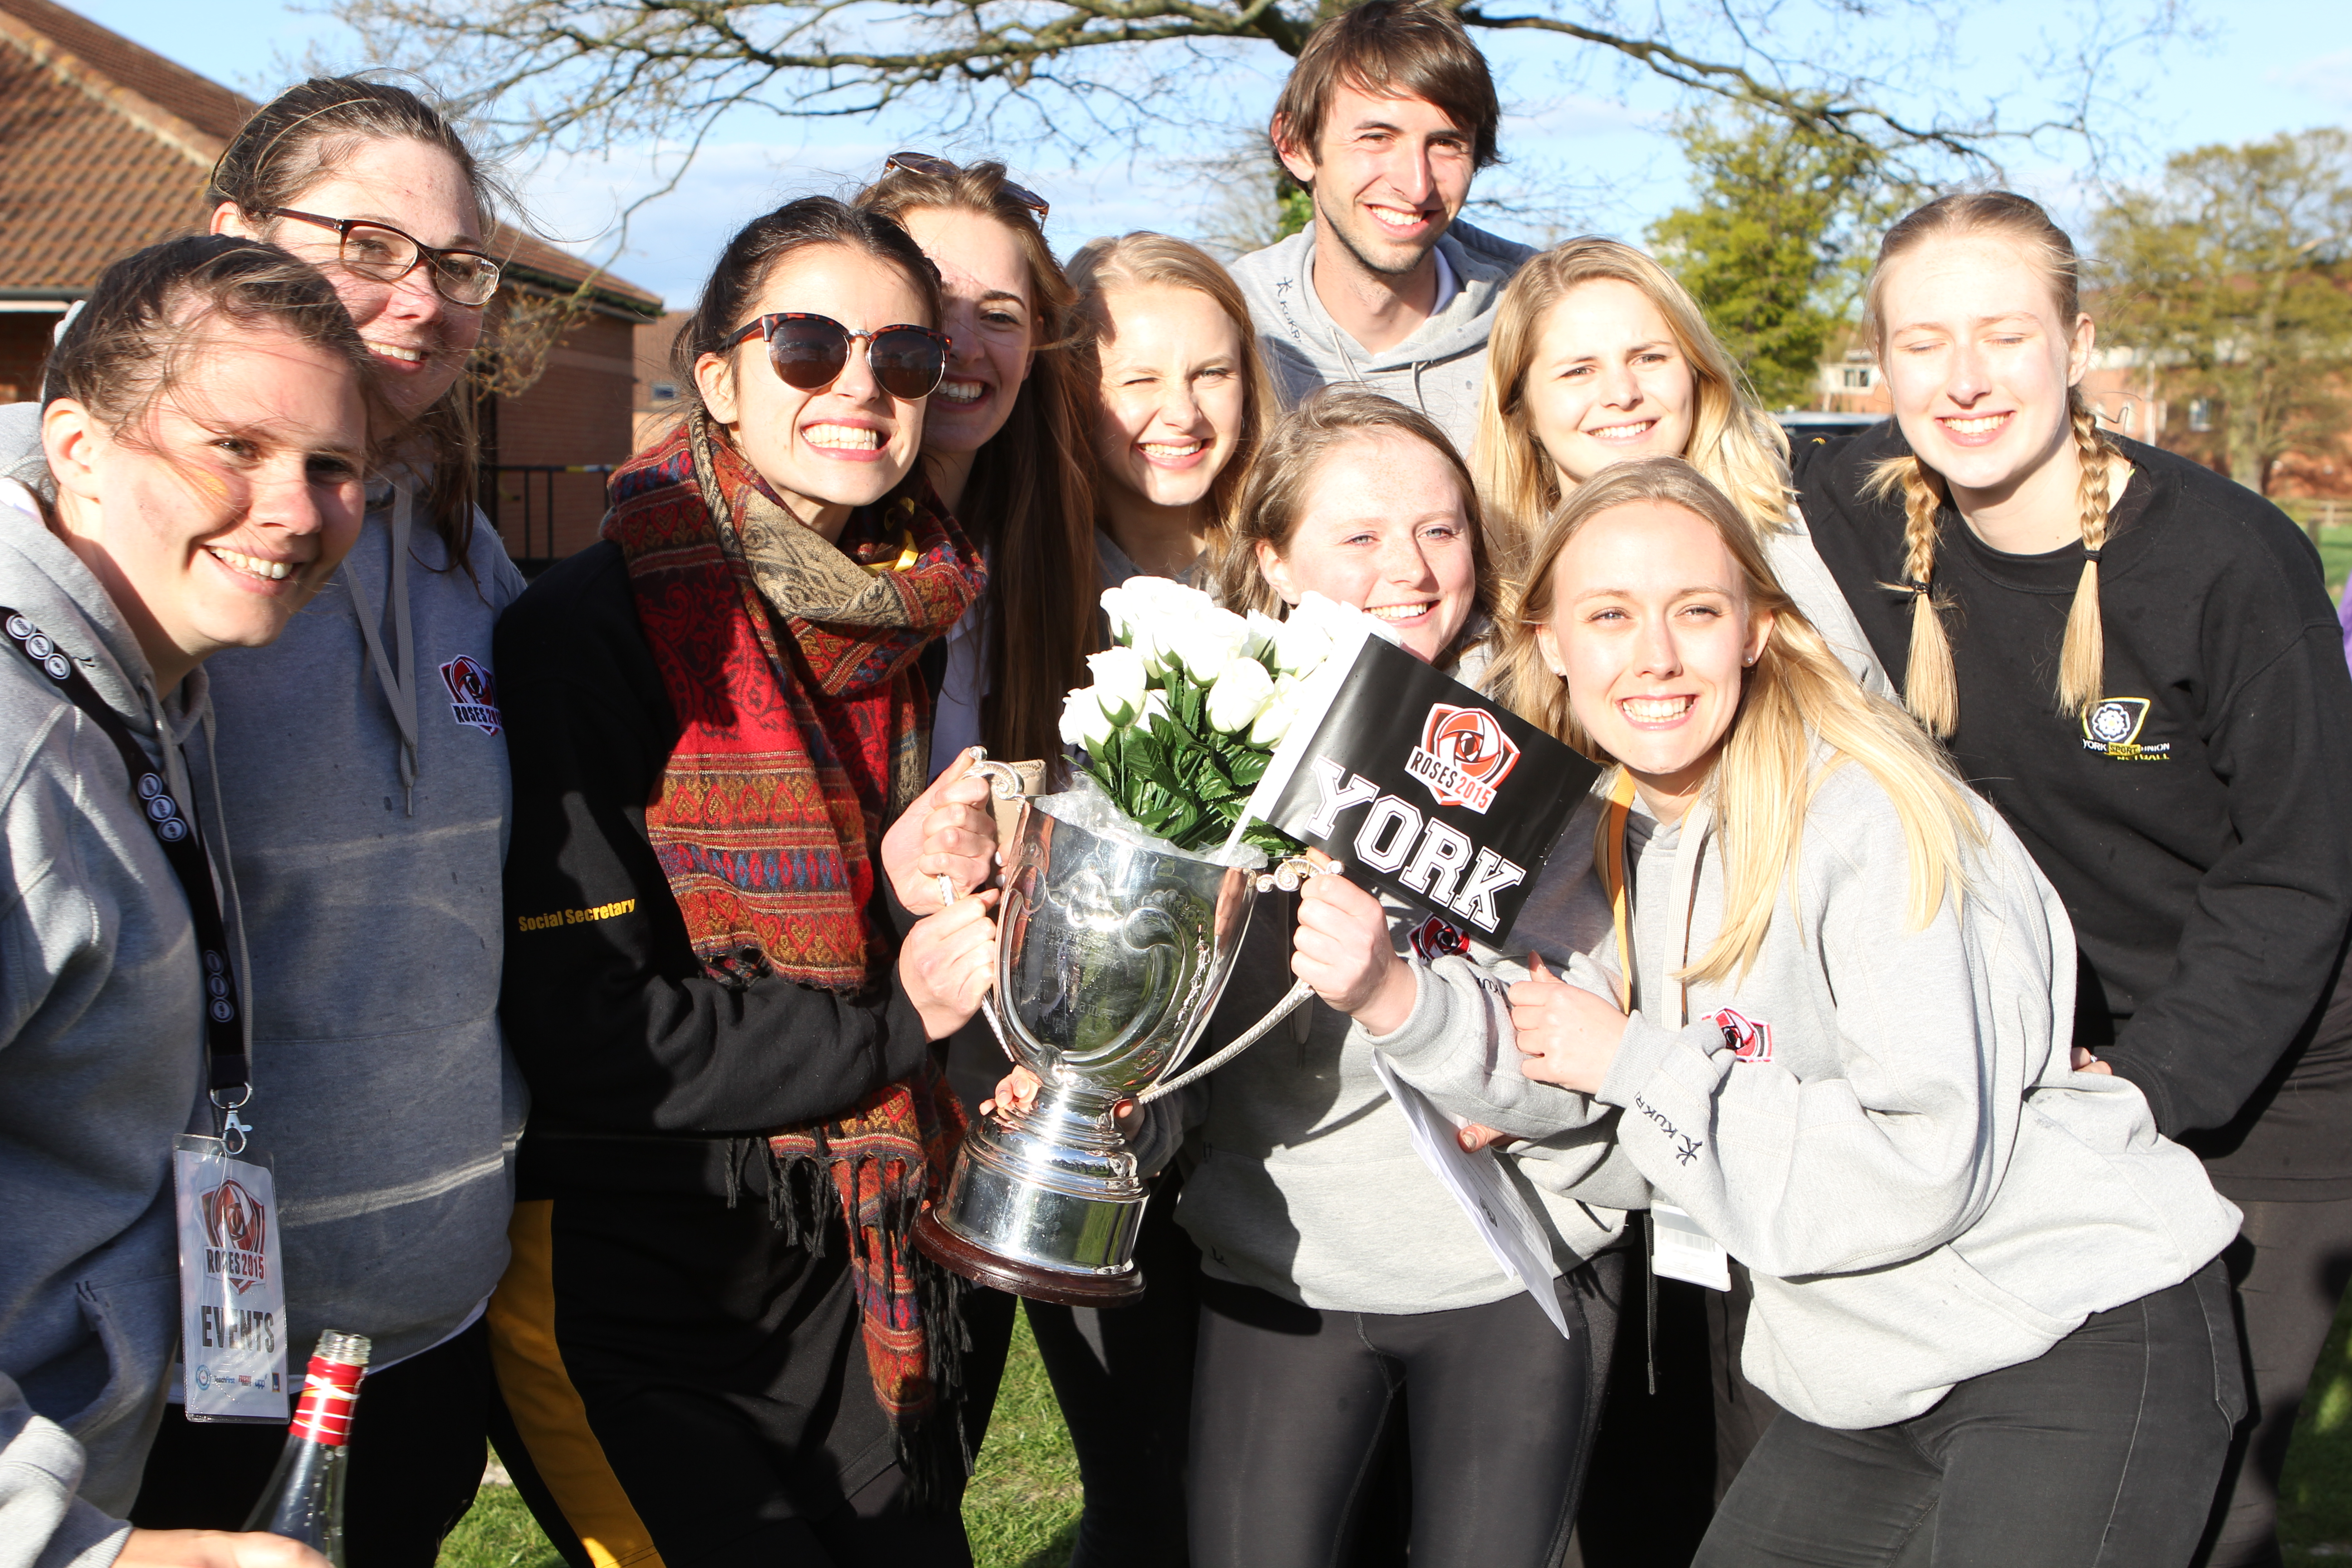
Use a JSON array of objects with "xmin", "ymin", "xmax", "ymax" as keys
[
  {"xmin": 1172, "ymin": 885, "xmax": 1640, "ymax": 1316},
  {"xmin": 182, "ymin": 487, "xmax": 528, "ymax": 1370},
  {"xmin": 1, "ymin": 409, "xmax": 530, "ymax": 1372},
  {"xmin": 1380, "ymin": 760, "xmax": 2242, "ymax": 1429},
  {"xmin": 0, "ymin": 482, "xmax": 211, "ymax": 1568},
  {"xmin": 1229, "ymin": 218, "xmax": 1537, "ymax": 455}
]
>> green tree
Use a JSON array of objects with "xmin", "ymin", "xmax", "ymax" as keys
[
  {"xmin": 2093, "ymin": 129, "xmax": 2352, "ymax": 492},
  {"xmin": 1646, "ymin": 105, "xmax": 1893, "ymax": 409}
]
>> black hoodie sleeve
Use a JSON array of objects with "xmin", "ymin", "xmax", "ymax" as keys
[{"xmin": 493, "ymin": 542, "xmax": 931, "ymax": 1136}]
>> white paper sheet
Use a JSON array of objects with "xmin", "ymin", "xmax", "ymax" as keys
[{"xmin": 1370, "ymin": 1052, "xmax": 1572, "ymax": 1340}]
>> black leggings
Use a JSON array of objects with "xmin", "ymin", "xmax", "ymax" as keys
[
  {"xmin": 1697, "ymin": 1258, "xmax": 2245, "ymax": 1568},
  {"xmin": 1188, "ymin": 1258, "xmax": 1618, "ymax": 1568}
]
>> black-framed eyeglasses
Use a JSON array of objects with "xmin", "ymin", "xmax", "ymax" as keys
[
  {"xmin": 883, "ymin": 151, "xmax": 1050, "ymax": 221},
  {"xmin": 259, "ymin": 209, "xmax": 502, "ymax": 307},
  {"xmin": 727, "ymin": 313, "xmax": 951, "ymax": 401}
]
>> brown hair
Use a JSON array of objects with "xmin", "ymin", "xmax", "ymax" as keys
[
  {"xmin": 1210, "ymin": 387, "xmax": 1494, "ymax": 667},
  {"xmin": 46, "ymin": 235, "xmax": 377, "ymax": 446},
  {"xmin": 1473, "ymin": 237, "xmax": 1793, "ymax": 575},
  {"xmin": 853, "ymin": 159, "xmax": 1096, "ymax": 772},
  {"xmin": 1066, "ymin": 231, "xmax": 1277, "ymax": 539},
  {"xmin": 1491, "ymin": 456, "xmax": 1982, "ymax": 981},
  {"xmin": 208, "ymin": 77, "xmax": 503, "ymax": 564},
  {"xmin": 1860, "ymin": 191, "xmax": 2115, "ymax": 737},
  {"xmin": 1271, "ymin": 0, "xmax": 1502, "ymax": 172}
]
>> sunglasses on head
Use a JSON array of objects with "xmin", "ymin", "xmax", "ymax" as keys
[
  {"xmin": 727, "ymin": 313, "xmax": 951, "ymax": 401},
  {"xmin": 883, "ymin": 151, "xmax": 1050, "ymax": 221}
]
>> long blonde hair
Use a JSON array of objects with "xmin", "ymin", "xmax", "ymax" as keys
[
  {"xmin": 1472, "ymin": 237, "xmax": 1793, "ymax": 573},
  {"xmin": 1860, "ymin": 192, "xmax": 2115, "ymax": 738},
  {"xmin": 1492, "ymin": 457, "xmax": 1984, "ymax": 982},
  {"xmin": 1067, "ymin": 232, "xmax": 1276, "ymax": 539}
]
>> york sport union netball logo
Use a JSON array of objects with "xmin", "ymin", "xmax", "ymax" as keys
[
  {"xmin": 1406, "ymin": 703, "xmax": 1521, "ymax": 814},
  {"xmin": 440, "ymin": 655, "xmax": 502, "ymax": 735},
  {"xmin": 201, "ymin": 1178, "xmax": 270, "ymax": 1294},
  {"xmin": 2081, "ymin": 697, "xmax": 2169, "ymax": 762}
]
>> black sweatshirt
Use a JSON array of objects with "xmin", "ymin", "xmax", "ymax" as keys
[
  {"xmin": 1795, "ymin": 425, "xmax": 2352, "ymax": 1199},
  {"xmin": 494, "ymin": 540, "xmax": 931, "ymax": 1178}
]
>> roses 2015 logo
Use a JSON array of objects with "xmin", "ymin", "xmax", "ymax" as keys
[
  {"xmin": 441, "ymin": 655, "xmax": 502, "ymax": 735},
  {"xmin": 201, "ymin": 1177, "xmax": 270, "ymax": 1294},
  {"xmin": 1406, "ymin": 703, "xmax": 1521, "ymax": 814}
]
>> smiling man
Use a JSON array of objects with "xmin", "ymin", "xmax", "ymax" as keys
[{"xmin": 1231, "ymin": 0, "xmax": 1534, "ymax": 455}]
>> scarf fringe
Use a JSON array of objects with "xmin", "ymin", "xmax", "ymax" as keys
[{"xmin": 762, "ymin": 1137, "xmax": 974, "ymax": 1507}]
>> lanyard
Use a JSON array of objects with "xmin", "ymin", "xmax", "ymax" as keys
[
  {"xmin": 3, "ymin": 608, "xmax": 251, "ymax": 1113},
  {"xmin": 1597, "ymin": 769, "xmax": 1711, "ymax": 1029}
]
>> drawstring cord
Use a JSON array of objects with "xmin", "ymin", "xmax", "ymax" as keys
[{"xmin": 346, "ymin": 484, "xmax": 421, "ymax": 814}]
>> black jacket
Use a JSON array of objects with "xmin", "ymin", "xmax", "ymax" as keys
[
  {"xmin": 494, "ymin": 540, "xmax": 930, "ymax": 1177},
  {"xmin": 1795, "ymin": 424, "xmax": 2352, "ymax": 1197}
]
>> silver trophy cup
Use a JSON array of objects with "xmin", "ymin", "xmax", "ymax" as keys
[{"xmin": 915, "ymin": 784, "xmax": 1305, "ymax": 1305}]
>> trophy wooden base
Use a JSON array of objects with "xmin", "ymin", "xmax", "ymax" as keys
[{"xmin": 914, "ymin": 1208, "xmax": 1146, "ymax": 1308}]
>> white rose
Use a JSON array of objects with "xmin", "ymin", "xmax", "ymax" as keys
[
  {"xmin": 1171, "ymin": 606, "xmax": 1252, "ymax": 681},
  {"xmin": 1249, "ymin": 691, "xmax": 1301, "ymax": 747},
  {"xmin": 1139, "ymin": 689, "xmax": 1173, "ymax": 732},
  {"xmin": 1060, "ymin": 686, "xmax": 1116, "ymax": 751},
  {"xmin": 1085, "ymin": 646, "xmax": 1149, "ymax": 725},
  {"xmin": 1269, "ymin": 613, "xmax": 1333, "ymax": 677},
  {"xmin": 1243, "ymin": 610, "xmax": 1284, "ymax": 665},
  {"xmin": 1131, "ymin": 613, "xmax": 1180, "ymax": 679},
  {"xmin": 1130, "ymin": 575, "xmax": 1214, "ymax": 616},
  {"xmin": 1203, "ymin": 654, "xmax": 1275, "ymax": 734},
  {"xmin": 1100, "ymin": 584, "xmax": 1138, "ymax": 645}
]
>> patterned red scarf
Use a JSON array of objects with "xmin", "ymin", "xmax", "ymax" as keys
[{"xmin": 605, "ymin": 415, "xmax": 984, "ymax": 1496}]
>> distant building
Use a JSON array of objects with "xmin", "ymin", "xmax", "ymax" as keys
[
  {"xmin": 0, "ymin": 0, "xmax": 662, "ymax": 565},
  {"xmin": 1814, "ymin": 343, "xmax": 2188, "ymax": 462},
  {"xmin": 633, "ymin": 310, "xmax": 692, "ymax": 454}
]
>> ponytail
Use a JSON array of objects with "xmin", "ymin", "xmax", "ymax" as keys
[
  {"xmin": 1863, "ymin": 454, "xmax": 1960, "ymax": 738},
  {"xmin": 2057, "ymin": 390, "xmax": 2116, "ymax": 718}
]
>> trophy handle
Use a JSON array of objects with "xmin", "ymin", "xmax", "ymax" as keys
[{"xmin": 1136, "ymin": 855, "xmax": 1341, "ymax": 1104}]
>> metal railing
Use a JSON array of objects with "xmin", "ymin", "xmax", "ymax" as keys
[{"xmin": 485, "ymin": 464, "xmax": 615, "ymax": 571}]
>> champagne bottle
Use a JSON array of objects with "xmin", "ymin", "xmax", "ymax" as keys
[{"xmin": 242, "ymin": 1330, "xmax": 371, "ymax": 1560}]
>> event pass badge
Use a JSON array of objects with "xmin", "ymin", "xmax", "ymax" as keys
[{"xmin": 172, "ymin": 1132, "xmax": 289, "ymax": 1421}]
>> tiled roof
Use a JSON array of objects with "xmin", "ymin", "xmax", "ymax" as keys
[{"xmin": 0, "ymin": 0, "xmax": 660, "ymax": 314}]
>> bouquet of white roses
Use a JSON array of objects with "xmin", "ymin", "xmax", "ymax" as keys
[{"xmin": 1058, "ymin": 578, "xmax": 1362, "ymax": 857}]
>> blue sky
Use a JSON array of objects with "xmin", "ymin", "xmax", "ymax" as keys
[{"xmin": 71, "ymin": 0, "xmax": 2352, "ymax": 310}]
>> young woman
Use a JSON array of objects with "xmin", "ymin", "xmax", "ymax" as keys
[
  {"xmin": 853, "ymin": 155, "xmax": 1097, "ymax": 779},
  {"xmin": 1187, "ymin": 388, "xmax": 1634, "ymax": 1568},
  {"xmin": 1071, "ymin": 232, "xmax": 1275, "ymax": 586},
  {"xmin": 850, "ymin": 154, "xmax": 1103, "ymax": 1488},
  {"xmin": 989, "ymin": 230, "xmax": 1278, "ymax": 1568},
  {"xmin": 487, "ymin": 196, "xmax": 999, "ymax": 1567},
  {"xmin": 0, "ymin": 79, "xmax": 545, "ymax": 1561},
  {"xmin": 1411, "ymin": 455, "xmax": 2242, "ymax": 1564},
  {"xmin": 1, "ymin": 235, "xmax": 372, "ymax": 1568},
  {"xmin": 1473, "ymin": 237, "xmax": 1887, "ymax": 701},
  {"xmin": 1793, "ymin": 191, "xmax": 2352, "ymax": 1568}
]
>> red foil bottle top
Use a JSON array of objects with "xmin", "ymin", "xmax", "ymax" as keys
[{"xmin": 289, "ymin": 1357, "xmax": 364, "ymax": 1447}]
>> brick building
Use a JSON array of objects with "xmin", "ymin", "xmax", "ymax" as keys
[
  {"xmin": 632, "ymin": 309, "xmax": 691, "ymax": 454},
  {"xmin": 0, "ymin": 0, "xmax": 661, "ymax": 566}
]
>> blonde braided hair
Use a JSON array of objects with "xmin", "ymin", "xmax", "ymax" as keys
[{"xmin": 1860, "ymin": 193, "xmax": 2116, "ymax": 738}]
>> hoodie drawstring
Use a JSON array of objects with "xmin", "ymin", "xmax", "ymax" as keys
[{"xmin": 346, "ymin": 484, "xmax": 421, "ymax": 815}]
